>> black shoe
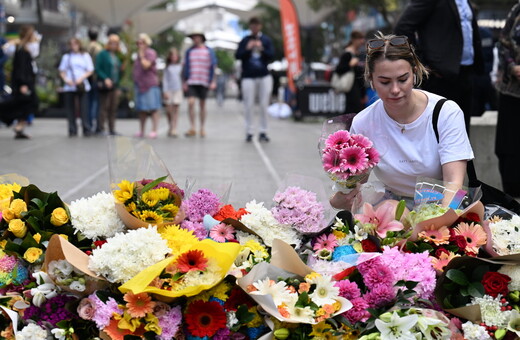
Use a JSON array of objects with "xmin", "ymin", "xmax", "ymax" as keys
[
  {"xmin": 246, "ymin": 134, "xmax": 253, "ymax": 142},
  {"xmin": 14, "ymin": 131, "xmax": 30, "ymax": 139},
  {"xmin": 259, "ymin": 133, "xmax": 270, "ymax": 142}
]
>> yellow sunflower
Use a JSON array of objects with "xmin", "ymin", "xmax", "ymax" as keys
[
  {"xmin": 141, "ymin": 190, "xmax": 160, "ymax": 207},
  {"xmin": 114, "ymin": 180, "xmax": 134, "ymax": 203},
  {"xmin": 160, "ymin": 204, "xmax": 179, "ymax": 218},
  {"xmin": 139, "ymin": 210, "xmax": 163, "ymax": 224}
]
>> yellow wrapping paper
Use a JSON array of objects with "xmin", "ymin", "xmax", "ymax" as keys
[{"xmin": 119, "ymin": 239, "xmax": 241, "ymax": 301}]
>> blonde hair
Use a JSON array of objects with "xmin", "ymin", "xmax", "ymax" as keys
[
  {"xmin": 138, "ymin": 33, "xmax": 152, "ymax": 46},
  {"xmin": 364, "ymin": 32, "xmax": 429, "ymax": 87}
]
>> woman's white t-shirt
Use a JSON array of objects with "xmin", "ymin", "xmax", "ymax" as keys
[
  {"xmin": 58, "ymin": 52, "xmax": 94, "ymax": 92},
  {"xmin": 350, "ymin": 90, "xmax": 474, "ymax": 197}
]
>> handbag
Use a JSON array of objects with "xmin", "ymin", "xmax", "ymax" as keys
[
  {"xmin": 96, "ymin": 79, "xmax": 112, "ymax": 92},
  {"xmin": 432, "ymin": 98, "xmax": 520, "ymax": 214},
  {"xmin": 331, "ymin": 70, "xmax": 355, "ymax": 93}
]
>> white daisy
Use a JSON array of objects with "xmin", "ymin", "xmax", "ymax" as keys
[
  {"xmin": 250, "ymin": 277, "xmax": 294, "ymax": 306},
  {"xmin": 307, "ymin": 274, "xmax": 339, "ymax": 306},
  {"xmin": 284, "ymin": 294, "xmax": 315, "ymax": 323}
]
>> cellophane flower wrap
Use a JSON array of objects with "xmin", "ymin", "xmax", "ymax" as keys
[
  {"xmin": 319, "ymin": 114, "xmax": 379, "ymax": 193},
  {"xmin": 119, "ymin": 239, "xmax": 241, "ymax": 300},
  {"xmin": 108, "ymin": 136, "xmax": 184, "ymax": 229}
]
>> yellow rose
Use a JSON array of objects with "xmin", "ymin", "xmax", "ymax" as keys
[
  {"xmin": 59, "ymin": 234, "xmax": 69, "ymax": 241},
  {"xmin": 33, "ymin": 233, "xmax": 41, "ymax": 243},
  {"xmin": 2, "ymin": 208, "xmax": 15, "ymax": 223},
  {"xmin": 23, "ymin": 247, "xmax": 43, "ymax": 263},
  {"xmin": 8, "ymin": 219, "xmax": 27, "ymax": 238},
  {"xmin": 0, "ymin": 240, "xmax": 7, "ymax": 249},
  {"xmin": 50, "ymin": 207, "xmax": 69, "ymax": 226},
  {"xmin": 9, "ymin": 199, "xmax": 27, "ymax": 218}
]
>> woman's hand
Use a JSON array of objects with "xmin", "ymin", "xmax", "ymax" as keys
[
  {"xmin": 329, "ymin": 186, "xmax": 361, "ymax": 210},
  {"xmin": 104, "ymin": 78, "xmax": 113, "ymax": 89}
]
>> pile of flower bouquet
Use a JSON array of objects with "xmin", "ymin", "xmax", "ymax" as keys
[{"xmin": 2, "ymin": 163, "xmax": 520, "ymax": 340}]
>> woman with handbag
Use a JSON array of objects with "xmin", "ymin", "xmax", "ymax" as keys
[
  {"xmin": 58, "ymin": 37, "xmax": 94, "ymax": 137},
  {"xmin": 330, "ymin": 33, "xmax": 474, "ymax": 210},
  {"xmin": 332, "ymin": 30, "xmax": 367, "ymax": 114},
  {"xmin": 95, "ymin": 34, "xmax": 122, "ymax": 136}
]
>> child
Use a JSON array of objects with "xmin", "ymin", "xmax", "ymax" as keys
[{"xmin": 162, "ymin": 47, "xmax": 183, "ymax": 137}]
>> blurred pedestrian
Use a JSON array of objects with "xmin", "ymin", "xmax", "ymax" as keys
[
  {"xmin": 58, "ymin": 37, "xmax": 94, "ymax": 137},
  {"xmin": 133, "ymin": 33, "xmax": 161, "ymax": 139},
  {"xmin": 162, "ymin": 47, "xmax": 182, "ymax": 137},
  {"xmin": 235, "ymin": 17, "xmax": 274, "ymax": 142},
  {"xmin": 87, "ymin": 28, "xmax": 103, "ymax": 133},
  {"xmin": 495, "ymin": 1, "xmax": 520, "ymax": 197},
  {"xmin": 215, "ymin": 68, "xmax": 226, "ymax": 106},
  {"xmin": 0, "ymin": 35, "xmax": 7, "ymax": 94},
  {"xmin": 95, "ymin": 34, "xmax": 122, "ymax": 136},
  {"xmin": 334, "ymin": 30, "xmax": 367, "ymax": 113},
  {"xmin": 395, "ymin": 0, "xmax": 484, "ymax": 135},
  {"xmin": 1, "ymin": 25, "xmax": 41, "ymax": 139},
  {"xmin": 183, "ymin": 30, "xmax": 217, "ymax": 138}
]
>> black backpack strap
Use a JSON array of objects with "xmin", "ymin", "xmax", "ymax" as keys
[{"xmin": 432, "ymin": 98, "xmax": 448, "ymax": 143}]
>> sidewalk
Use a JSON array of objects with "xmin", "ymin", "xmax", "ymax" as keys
[{"xmin": 0, "ymin": 98, "xmax": 330, "ymax": 206}]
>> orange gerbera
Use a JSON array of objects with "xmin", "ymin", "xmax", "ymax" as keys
[
  {"xmin": 124, "ymin": 291, "xmax": 156, "ymax": 318},
  {"xmin": 454, "ymin": 222, "xmax": 487, "ymax": 254},
  {"xmin": 418, "ymin": 225, "xmax": 450, "ymax": 245},
  {"xmin": 103, "ymin": 319, "xmax": 145, "ymax": 340},
  {"xmin": 430, "ymin": 251, "xmax": 460, "ymax": 272}
]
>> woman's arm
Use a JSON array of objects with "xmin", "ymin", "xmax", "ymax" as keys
[{"xmin": 442, "ymin": 160, "xmax": 467, "ymax": 205}]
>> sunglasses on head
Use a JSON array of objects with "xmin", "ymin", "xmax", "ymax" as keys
[{"xmin": 367, "ymin": 36, "xmax": 409, "ymax": 50}]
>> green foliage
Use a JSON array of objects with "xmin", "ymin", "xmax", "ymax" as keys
[
  {"xmin": 442, "ymin": 265, "xmax": 487, "ymax": 309},
  {"xmin": 215, "ymin": 50, "xmax": 235, "ymax": 75}
]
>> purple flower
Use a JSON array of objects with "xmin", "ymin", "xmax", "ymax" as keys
[
  {"xmin": 183, "ymin": 189, "xmax": 221, "ymax": 223},
  {"xmin": 181, "ymin": 220, "xmax": 208, "ymax": 240},
  {"xmin": 157, "ymin": 305, "xmax": 182, "ymax": 340},
  {"xmin": 23, "ymin": 295, "xmax": 77, "ymax": 327},
  {"xmin": 334, "ymin": 279, "xmax": 361, "ymax": 300},
  {"xmin": 213, "ymin": 327, "xmax": 231, "ymax": 340},
  {"xmin": 88, "ymin": 293, "xmax": 123, "ymax": 329}
]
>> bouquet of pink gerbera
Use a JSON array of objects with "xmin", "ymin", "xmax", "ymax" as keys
[{"xmin": 320, "ymin": 129, "xmax": 379, "ymax": 192}]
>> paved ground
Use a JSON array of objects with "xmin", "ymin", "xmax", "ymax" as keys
[{"xmin": 0, "ymin": 98, "xmax": 333, "ymax": 207}]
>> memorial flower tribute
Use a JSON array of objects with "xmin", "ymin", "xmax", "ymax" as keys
[{"xmin": 2, "ymin": 136, "xmax": 520, "ymax": 340}]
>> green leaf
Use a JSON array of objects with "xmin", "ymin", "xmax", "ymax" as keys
[
  {"xmin": 30, "ymin": 198, "xmax": 45, "ymax": 210},
  {"xmin": 405, "ymin": 281, "xmax": 419, "ymax": 290},
  {"xmin": 235, "ymin": 304, "xmax": 255, "ymax": 325},
  {"xmin": 460, "ymin": 287, "xmax": 469, "ymax": 297},
  {"xmin": 395, "ymin": 200, "xmax": 406, "ymax": 220},
  {"xmin": 471, "ymin": 265, "xmax": 490, "ymax": 282},
  {"xmin": 468, "ymin": 282, "xmax": 485, "ymax": 298},
  {"xmin": 443, "ymin": 296, "xmax": 454, "ymax": 309},
  {"xmin": 446, "ymin": 269, "xmax": 469, "ymax": 286},
  {"xmin": 141, "ymin": 176, "xmax": 168, "ymax": 193},
  {"xmin": 295, "ymin": 291, "xmax": 309, "ymax": 308}
]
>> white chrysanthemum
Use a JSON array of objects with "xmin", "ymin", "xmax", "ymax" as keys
[
  {"xmin": 250, "ymin": 277, "xmax": 294, "ymax": 306},
  {"xmin": 88, "ymin": 227, "xmax": 170, "ymax": 283},
  {"xmin": 16, "ymin": 323, "xmax": 48, "ymax": 340},
  {"xmin": 240, "ymin": 200, "xmax": 301, "ymax": 247},
  {"xmin": 498, "ymin": 265, "xmax": 520, "ymax": 291},
  {"xmin": 489, "ymin": 215, "xmax": 520, "ymax": 255},
  {"xmin": 308, "ymin": 258, "xmax": 353, "ymax": 277},
  {"xmin": 461, "ymin": 321, "xmax": 492, "ymax": 340},
  {"xmin": 471, "ymin": 295, "xmax": 512, "ymax": 328},
  {"xmin": 173, "ymin": 258, "xmax": 221, "ymax": 290},
  {"xmin": 285, "ymin": 294, "xmax": 315, "ymax": 323},
  {"xmin": 307, "ymin": 274, "xmax": 340, "ymax": 306},
  {"xmin": 69, "ymin": 191, "xmax": 126, "ymax": 240}
]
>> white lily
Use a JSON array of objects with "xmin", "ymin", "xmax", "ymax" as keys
[
  {"xmin": 415, "ymin": 315, "xmax": 451, "ymax": 340},
  {"xmin": 375, "ymin": 311, "xmax": 418, "ymax": 340},
  {"xmin": 51, "ymin": 328, "xmax": 66, "ymax": 340},
  {"xmin": 507, "ymin": 309, "xmax": 520, "ymax": 335}
]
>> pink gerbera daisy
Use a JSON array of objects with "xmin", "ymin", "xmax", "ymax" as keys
[
  {"xmin": 339, "ymin": 146, "xmax": 369, "ymax": 174},
  {"xmin": 453, "ymin": 222, "xmax": 487, "ymax": 254},
  {"xmin": 209, "ymin": 223, "xmax": 235, "ymax": 243},
  {"xmin": 418, "ymin": 225, "xmax": 450, "ymax": 245},
  {"xmin": 313, "ymin": 233, "xmax": 338, "ymax": 251},
  {"xmin": 365, "ymin": 147, "xmax": 380, "ymax": 167},
  {"xmin": 325, "ymin": 130, "xmax": 351, "ymax": 150},
  {"xmin": 430, "ymin": 251, "xmax": 460, "ymax": 273},
  {"xmin": 322, "ymin": 149, "xmax": 342, "ymax": 173},
  {"xmin": 349, "ymin": 134, "xmax": 373, "ymax": 149}
]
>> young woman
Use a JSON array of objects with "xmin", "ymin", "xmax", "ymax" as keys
[
  {"xmin": 162, "ymin": 47, "xmax": 183, "ymax": 137},
  {"xmin": 330, "ymin": 33, "xmax": 474, "ymax": 210},
  {"xmin": 58, "ymin": 37, "xmax": 94, "ymax": 137},
  {"xmin": 133, "ymin": 33, "xmax": 161, "ymax": 139}
]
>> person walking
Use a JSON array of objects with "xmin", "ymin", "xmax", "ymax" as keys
[
  {"xmin": 333, "ymin": 30, "xmax": 367, "ymax": 114},
  {"xmin": 330, "ymin": 33, "xmax": 473, "ymax": 210},
  {"xmin": 87, "ymin": 28, "xmax": 103, "ymax": 133},
  {"xmin": 1, "ymin": 25, "xmax": 41, "ymax": 139},
  {"xmin": 183, "ymin": 31, "xmax": 217, "ymax": 138},
  {"xmin": 95, "ymin": 34, "xmax": 122, "ymax": 136},
  {"xmin": 59, "ymin": 37, "xmax": 94, "ymax": 137},
  {"xmin": 162, "ymin": 47, "xmax": 183, "ymax": 138},
  {"xmin": 235, "ymin": 17, "xmax": 275, "ymax": 142},
  {"xmin": 394, "ymin": 0, "xmax": 484, "ymax": 135},
  {"xmin": 495, "ymin": 1, "xmax": 520, "ymax": 197},
  {"xmin": 133, "ymin": 33, "xmax": 161, "ymax": 139},
  {"xmin": 0, "ymin": 35, "xmax": 7, "ymax": 95}
]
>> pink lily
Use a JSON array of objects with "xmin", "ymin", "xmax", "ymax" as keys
[{"xmin": 355, "ymin": 201, "xmax": 404, "ymax": 238}]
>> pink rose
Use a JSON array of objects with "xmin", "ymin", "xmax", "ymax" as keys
[{"xmin": 77, "ymin": 298, "xmax": 96, "ymax": 320}]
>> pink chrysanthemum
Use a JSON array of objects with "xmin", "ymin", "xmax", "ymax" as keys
[
  {"xmin": 339, "ymin": 146, "xmax": 369, "ymax": 174},
  {"xmin": 349, "ymin": 133, "xmax": 373, "ymax": 149},
  {"xmin": 343, "ymin": 297, "xmax": 370, "ymax": 324},
  {"xmin": 209, "ymin": 223, "xmax": 235, "ymax": 243},
  {"xmin": 313, "ymin": 233, "xmax": 338, "ymax": 251},
  {"xmin": 322, "ymin": 149, "xmax": 342, "ymax": 173},
  {"xmin": 334, "ymin": 280, "xmax": 361, "ymax": 300},
  {"xmin": 325, "ymin": 130, "xmax": 351, "ymax": 150}
]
